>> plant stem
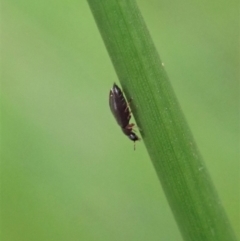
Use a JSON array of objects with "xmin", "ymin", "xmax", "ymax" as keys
[{"xmin": 87, "ymin": 0, "xmax": 237, "ymax": 240}]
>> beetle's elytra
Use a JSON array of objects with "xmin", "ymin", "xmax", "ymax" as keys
[{"xmin": 109, "ymin": 83, "xmax": 140, "ymax": 149}]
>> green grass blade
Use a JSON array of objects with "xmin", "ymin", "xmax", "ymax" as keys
[{"xmin": 87, "ymin": 1, "xmax": 237, "ymax": 240}]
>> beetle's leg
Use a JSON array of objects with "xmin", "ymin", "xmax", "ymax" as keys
[
  {"xmin": 126, "ymin": 123, "xmax": 142, "ymax": 132},
  {"xmin": 127, "ymin": 97, "xmax": 133, "ymax": 104},
  {"xmin": 126, "ymin": 123, "xmax": 135, "ymax": 129},
  {"xmin": 124, "ymin": 106, "xmax": 130, "ymax": 113},
  {"xmin": 124, "ymin": 97, "xmax": 133, "ymax": 113},
  {"xmin": 127, "ymin": 98, "xmax": 133, "ymax": 111}
]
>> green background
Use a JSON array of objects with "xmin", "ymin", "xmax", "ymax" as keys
[{"xmin": 2, "ymin": 1, "xmax": 239, "ymax": 241}]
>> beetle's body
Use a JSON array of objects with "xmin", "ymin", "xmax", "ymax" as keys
[
  {"xmin": 109, "ymin": 83, "xmax": 140, "ymax": 146},
  {"xmin": 109, "ymin": 84, "xmax": 130, "ymax": 127}
]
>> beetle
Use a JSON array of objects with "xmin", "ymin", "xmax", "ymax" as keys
[{"xmin": 109, "ymin": 83, "xmax": 140, "ymax": 149}]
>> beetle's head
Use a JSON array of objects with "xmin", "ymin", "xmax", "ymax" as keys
[{"xmin": 128, "ymin": 133, "xmax": 140, "ymax": 142}]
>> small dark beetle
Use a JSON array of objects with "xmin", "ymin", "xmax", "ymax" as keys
[{"xmin": 109, "ymin": 83, "xmax": 140, "ymax": 149}]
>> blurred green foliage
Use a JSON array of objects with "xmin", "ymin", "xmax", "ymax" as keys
[{"xmin": 2, "ymin": 1, "xmax": 239, "ymax": 241}]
